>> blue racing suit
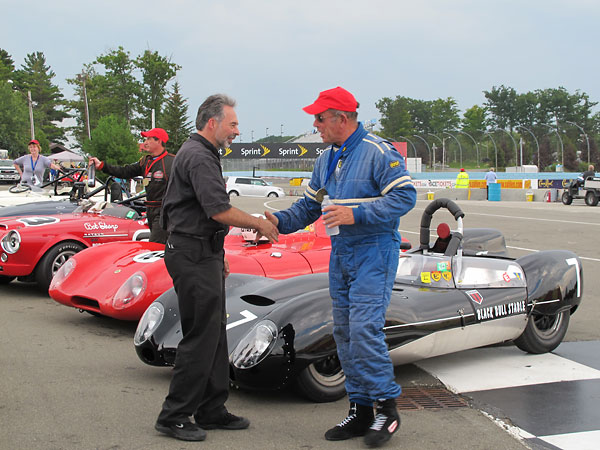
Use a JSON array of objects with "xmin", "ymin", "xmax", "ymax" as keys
[{"xmin": 273, "ymin": 123, "xmax": 416, "ymax": 405}]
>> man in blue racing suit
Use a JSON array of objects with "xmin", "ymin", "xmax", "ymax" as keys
[{"xmin": 265, "ymin": 87, "xmax": 416, "ymax": 448}]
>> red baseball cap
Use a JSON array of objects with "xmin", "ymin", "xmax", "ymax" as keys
[
  {"xmin": 28, "ymin": 139, "xmax": 40, "ymax": 145},
  {"xmin": 141, "ymin": 128, "xmax": 169, "ymax": 143},
  {"xmin": 302, "ymin": 86, "xmax": 359, "ymax": 114}
]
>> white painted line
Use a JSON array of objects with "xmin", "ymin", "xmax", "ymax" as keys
[
  {"xmin": 398, "ymin": 230, "xmax": 600, "ymax": 262},
  {"xmin": 539, "ymin": 430, "xmax": 600, "ymax": 450},
  {"xmin": 416, "ymin": 346, "xmax": 600, "ymax": 393}
]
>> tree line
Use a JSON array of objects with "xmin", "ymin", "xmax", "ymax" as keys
[
  {"xmin": 2, "ymin": 45, "xmax": 599, "ymax": 171},
  {"xmin": 0, "ymin": 47, "xmax": 192, "ymax": 166},
  {"xmin": 376, "ymin": 86, "xmax": 600, "ymax": 171}
]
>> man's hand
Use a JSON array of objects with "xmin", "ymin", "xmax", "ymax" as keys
[
  {"xmin": 224, "ymin": 256, "xmax": 230, "ymax": 278},
  {"xmin": 265, "ymin": 210, "xmax": 279, "ymax": 226},
  {"xmin": 322, "ymin": 204, "xmax": 355, "ymax": 228},
  {"xmin": 255, "ymin": 217, "xmax": 279, "ymax": 243},
  {"xmin": 88, "ymin": 157, "xmax": 102, "ymax": 169}
]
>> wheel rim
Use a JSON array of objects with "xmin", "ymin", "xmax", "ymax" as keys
[
  {"xmin": 306, "ymin": 355, "xmax": 345, "ymax": 387},
  {"xmin": 51, "ymin": 250, "xmax": 78, "ymax": 276},
  {"xmin": 531, "ymin": 311, "xmax": 564, "ymax": 339}
]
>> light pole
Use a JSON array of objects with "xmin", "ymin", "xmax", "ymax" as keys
[
  {"xmin": 455, "ymin": 130, "xmax": 479, "ymax": 167},
  {"xmin": 567, "ymin": 121, "xmax": 590, "ymax": 165},
  {"xmin": 428, "ymin": 133, "xmax": 444, "ymax": 170},
  {"xmin": 251, "ymin": 130, "xmax": 254, "ymax": 142},
  {"xmin": 484, "ymin": 131, "xmax": 498, "ymax": 169},
  {"xmin": 412, "ymin": 135, "xmax": 432, "ymax": 169},
  {"xmin": 540, "ymin": 123, "xmax": 564, "ymax": 169},
  {"xmin": 280, "ymin": 124, "xmax": 284, "ymax": 138},
  {"xmin": 444, "ymin": 132, "xmax": 463, "ymax": 167},
  {"xmin": 397, "ymin": 135, "xmax": 418, "ymax": 158},
  {"xmin": 517, "ymin": 125, "xmax": 539, "ymax": 169},
  {"xmin": 266, "ymin": 127, "xmax": 269, "ymax": 138},
  {"xmin": 495, "ymin": 128, "xmax": 517, "ymax": 168}
]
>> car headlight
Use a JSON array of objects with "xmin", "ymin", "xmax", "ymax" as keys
[
  {"xmin": 113, "ymin": 271, "xmax": 147, "ymax": 310},
  {"xmin": 230, "ymin": 320, "xmax": 278, "ymax": 369},
  {"xmin": 1, "ymin": 230, "xmax": 21, "ymax": 254},
  {"xmin": 134, "ymin": 302, "xmax": 164, "ymax": 345},
  {"xmin": 50, "ymin": 258, "xmax": 76, "ymax": 289}
]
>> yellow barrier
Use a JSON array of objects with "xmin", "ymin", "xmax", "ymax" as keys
[
  {"xmin": 289, "ymin": 178, "xmax": 303, "ymax": 186},
  {"xmin": 427, "ymin": 191, "xmax": 434, "ymax": 200}
]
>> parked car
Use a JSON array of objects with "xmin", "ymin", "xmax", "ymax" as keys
[
  {"xmin": 134, "ymin": 199, "xmax": 583, "ymax": 402},
  {"xmin": 225, "ymin": 176, "xmax": 286, "ymax": 198},
  {"xmin": 0, "ymin": 200, "xmax": 149, "ymax": 290},
  {"xmin": 0, "ymin": 159, "xmax": 20, "ymax": 184}
]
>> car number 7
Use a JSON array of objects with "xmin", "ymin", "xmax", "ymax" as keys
[{"xmin": 226, "ymin": 310, "xmax": 258, "ymax": 330}]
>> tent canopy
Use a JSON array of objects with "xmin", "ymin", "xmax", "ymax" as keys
[{"xmin": 50, "ymin": 150, "xmax": 86, "ymax": 162}]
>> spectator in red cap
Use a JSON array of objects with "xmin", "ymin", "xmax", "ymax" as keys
[
  {"xmin": 89, "ymin": 127, "xmax": 174, "ymax": 243},
  {"xmin": 13, "ymin": 139, "xmax": 61, "ymax": 186},
  {"xmin": 266, "ymin": 86, "xmax": 416, "ymax": 447}
]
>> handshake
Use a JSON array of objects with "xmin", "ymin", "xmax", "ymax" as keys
[{"xmin": 250, "ymin": 211, "xmax": 280, "ymax": 243}]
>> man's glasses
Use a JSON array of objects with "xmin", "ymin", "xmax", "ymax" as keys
[{"xmin": 315, "ymin": 113, "xmax": 338, "ymax": 123}]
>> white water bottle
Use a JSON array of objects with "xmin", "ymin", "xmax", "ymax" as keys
[{"xmin": 321, "ymin": 195, "xmax": 339, "ymax": 236}]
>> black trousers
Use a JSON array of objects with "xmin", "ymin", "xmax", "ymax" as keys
[
  {"xmin": 157, "ymin": 233, "xmax": 229, "ymax": 424},
  {"xmin": 147, "ymin": 207, "xmax": 168, "ymax": 244}
]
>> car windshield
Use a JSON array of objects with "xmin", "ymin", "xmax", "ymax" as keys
[
  {"xmin": 396, "ymin": 254, "xmax": 454, "ymax": 288},
  {"xmin": 395, "ymin": 253, "xmax": 527, "ymax": 289}
]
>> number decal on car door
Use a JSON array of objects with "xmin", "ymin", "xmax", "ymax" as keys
[{"xmin": 226, "ymin": 309, "xmax": 258, "ymax": 330}]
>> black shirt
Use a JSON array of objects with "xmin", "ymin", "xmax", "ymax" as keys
[
  {"xmin": 102, "ymin": 151, "xmax": 174, "ymax": 208},
  {"xmin": 161, "ymin": 134, "xmax": 231, "ymax": 237}
]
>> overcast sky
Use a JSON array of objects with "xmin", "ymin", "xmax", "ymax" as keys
[{"xmin": 3, "ymin": 0, "xmax": 600, "ymax": 143}]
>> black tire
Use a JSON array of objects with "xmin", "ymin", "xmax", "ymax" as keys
[
  {"xmin": 35, "ymin": 241, "xmax": 85, "ymax": 291},
  {"xmin": 514, "ymin": 310, "xmax": 570, "ymax": 354},
  {"xmin": 295, "ymin": 354, "xmax": 346, "ymax": 402},
  {"xmin": 267, "ymin": 192, "xmax": 279, "ymax": 198},
  {"xmin": 0, "ymin": 275, "xmax": 16, "ymax": 284},
  {"xmin": 229, "ymin": 190, "xmax": 239, "ymax": 197},
  {"xmin": 585, "ymin": 191, "xmax": 599, "ymax": 206},
  {"xmin": 561, "ymin": 192, "xmax": 573, "ymax": 205}
]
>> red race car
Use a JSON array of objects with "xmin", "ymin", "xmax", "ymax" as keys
[
  {"xmin": 49, "ymin": 218, "xmax": 412, "ymax": 321},
  {"xmin": 0, "ymin": 201, "xmax": 149, "ymax": 290}
]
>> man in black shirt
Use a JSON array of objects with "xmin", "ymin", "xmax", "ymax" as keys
[
  {"xmin": 89, "ymin": 128, "xmax": 174, "ymax": 244},
  {"xmin": 155, "ymin": 94, "xmax": 278, "ymax": 442}
]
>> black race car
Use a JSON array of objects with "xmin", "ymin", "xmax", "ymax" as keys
[{"xmin": 134, "ymin": 199, "xmax": 583, "ymax": 402}]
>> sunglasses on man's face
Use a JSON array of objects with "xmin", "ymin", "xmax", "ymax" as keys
[{"xmin": 314, "ymin": 113, "xmax": 338, "ymax": 123}]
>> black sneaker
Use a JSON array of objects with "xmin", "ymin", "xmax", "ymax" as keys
[
  {"xmin": 363, "ymin": 399, "xmax": 400, "ymax": 447},
  {"xmin": 155, "ymin": 421, "xmax": 207, "ymax": 441},
  {"xmin": 196, "ymin": 411, "xmax": 250, "ymax": 430},
  {"xmin": 324, "ymin": 402, "xmax": 374, "ymax": 441}
]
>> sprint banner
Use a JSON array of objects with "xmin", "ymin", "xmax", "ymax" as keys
[{"xmin": 219, "ymin": 143, "xmax": 328, "ymax": 159}]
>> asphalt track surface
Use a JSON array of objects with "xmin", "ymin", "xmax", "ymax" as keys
[{"xmin": 1, "ymin": 194, "xmax": 598, "ymax": 449}]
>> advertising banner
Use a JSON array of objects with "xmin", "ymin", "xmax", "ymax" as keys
[
  {"xmin": 220, "ymin": 141, "xmax": 406, "ymax": 159},
  {"xmin": 220, "ymin": 143, "xmax": 328, "ymax": 159}
]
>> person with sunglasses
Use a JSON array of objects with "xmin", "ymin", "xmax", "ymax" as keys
[{"xmin": 265, "ymin": 86, "xmax": 416, "ymax": 448}]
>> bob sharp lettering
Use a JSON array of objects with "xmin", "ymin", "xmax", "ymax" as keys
[{"xmin": 476, "ymin": 300, "xmax": 526, "ymax": 321}]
